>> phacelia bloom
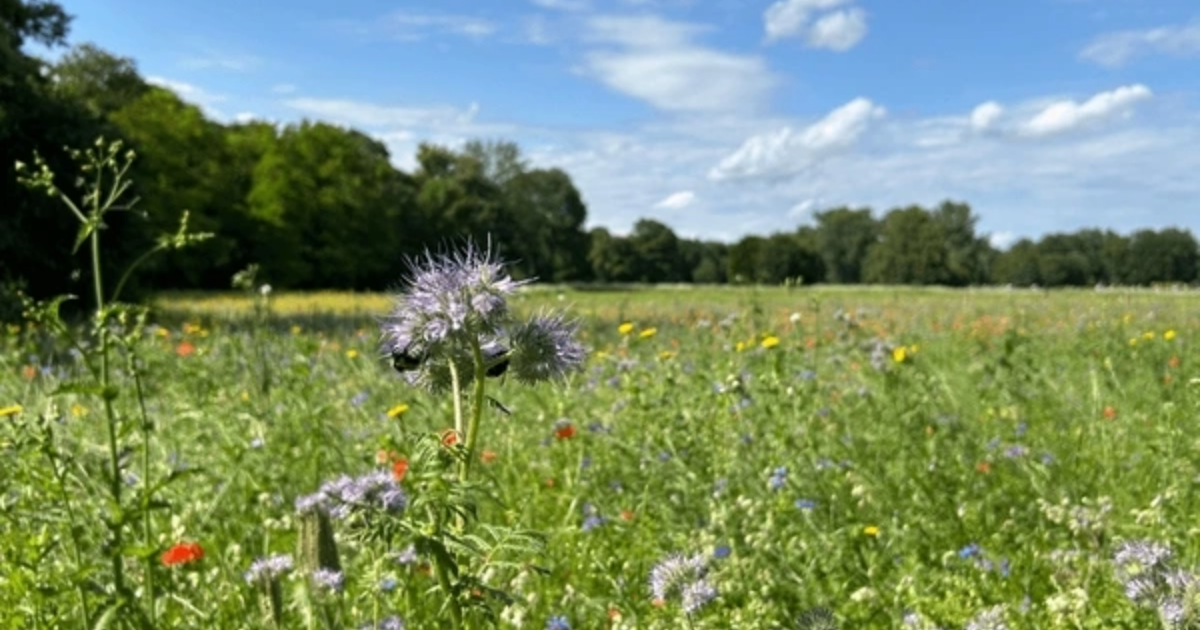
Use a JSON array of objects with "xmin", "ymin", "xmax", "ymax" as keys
[
  {"xmin": 297, "ymin": 471, "xmax": 408, "ymax": 520},
  {"xmin": 161, "ymin": 542, "xmax": 204, "ymax": 566},
  {"xmin": 796, "ymin": 607, "xmax": 838, "ymax": 630},
  {"xmin": 245, "ymin": 554, "xmax": 294, "ymax": 584},
  {"xmin": 649, "ymin": 553, "xmax": 709, "ymax": 605},
  {"xmin": 508, "ymin": 313, "xmax": 587, "ymax": 384},
  {"xmin": 311, "ymin": 568, "xmax": 345, "ymax": 593},
  {"xmin": 546, "ymin": 615, "xmax": 571, "ymax": 630},
  {"xmin": 680, "ymin": 580, "xmax": 718, "ymax": 615},
  {"xmin": 965, "ymin": 605, "xmax": 1008, "ymax": 630},
  {"xmin": 378, "ymin": 616, "xmax": 405, "ymax": 630}
]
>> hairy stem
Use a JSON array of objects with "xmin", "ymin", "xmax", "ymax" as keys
[
  {"xmin": 130, "ymin": 354, "xmax": 156, "ymax": 625},
  {"xmin": 459, "ymin": 338, "xmax": 487, "ymax": 484}
]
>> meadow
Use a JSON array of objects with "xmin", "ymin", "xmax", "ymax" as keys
[{"xmin": 3, "ymin": 282, "xmax": 1200, "ymax": 629}]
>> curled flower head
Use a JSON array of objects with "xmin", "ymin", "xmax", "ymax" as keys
[
  {"xmin": 508, "ymin": 313, "xmax": 587, "ymax": 384},
  {"xmin": 245, "ymin": 554, "xmax": 294, "ymax": 584},
  {"xmin": 311, "ymin": 568, "xmax": 345, "ymax": 593},
  {"xmin": 381, "ymin": 240, "xmax": 526, "ymax": 359},
  {"xmin": 649, "ymin": 553, "xmax": 708, "ymax": 603},
  {"xmin": 680, "ymin": 580, "xmax": 718, "ymax": 615}
]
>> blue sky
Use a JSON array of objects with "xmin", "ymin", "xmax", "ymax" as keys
[{"xmin": 45, "ymin": 0, "xmax": 1200, "ymax": 245}]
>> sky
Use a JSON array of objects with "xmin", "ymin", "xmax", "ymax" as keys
[{"xmin": 41, "ymin": 0, "xmax": 1200, "ymax": 246}]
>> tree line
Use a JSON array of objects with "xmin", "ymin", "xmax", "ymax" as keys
[{"xmin": 3, "ymin": 0, "xmax": 1198, "ymax": 309}]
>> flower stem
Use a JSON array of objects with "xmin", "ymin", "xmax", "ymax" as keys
[
  {"xmin": 448, "ymin": 359, "xmax": 464, "ymax": 439},
  {"xmin": 459, "ymin": 339, "xmax": 487, "ymax": 484}
]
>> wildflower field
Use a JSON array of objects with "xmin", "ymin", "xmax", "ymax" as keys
[{"xmin": 4, "ymin": 277, "xmax": 1200, "ymax": 630}]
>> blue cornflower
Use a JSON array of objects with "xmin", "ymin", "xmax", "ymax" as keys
[
  {"xmin": 380, "ymin": 577, "xmax": 398, "ymax": 592},
  {"xmin": 351, "ymin": 391, "xmax": 369, "ymax": 407},
  {"xmin": 768, "ymin": 467, "xmax": 788, "ymax": 491},
  {"xmin": 583, "ymin": 514, "xmax": 605, "ymax": 532},
  {"xmin": 713, "ymin": 545, "xmax": 731, "ymax": 559},
  {"xmin": 546, "ymin": 615, "xmax": 570, "ymax": 630},
  {"xmin": 795, "ymin": 499, "xmax": 816, "ymax": 510},
  {"xmin": 959, "ymin": 543, "xmax": 981, "ymax": 559}
]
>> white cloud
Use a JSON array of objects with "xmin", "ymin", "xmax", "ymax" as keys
[
  {"xmin": 1020, "ymin": 84, "xmax": 1152, "ymax": 138},
  {"xmin": 271, "ymin": 83, "xmax": 297, "ymax": 94},
  {"xmin": 582, "ymin": 15, "xmax": 776, "ymax": 113},
  {"xmin": 654, "ymin": 190, "xmax": 696, "ymax": 209},
  {"xmin": 180, "ymin": 51, "xmax": 261, "ymax": 72},
  {"xmin": 530, "ymin": 0, "xmax": 589, "ymax": 11},
  {"xmin": 708, "ymin": 97, "xmax": 885, "ymax": 181},
  {"xmin": 1080, "ymin": 21, "xmax": 1200, "ymax": 67},
  {"xmin": 805, "ymin": 9, "xmax": 868, "ymax": 51},
  {"xmin": 234, "ymin": 112, "xmax": 257, "ymax": 123},
  {"xmin": 346, "ymin": 11, "xmax": 499, "ymax": 41},
  {"xmin": 988, "ymin": 231, "xmax": 1017, "ymax": 250},
  {"xmin": 970, "ymin": 101, "xmax": 1004, "ymax": 132},
  {"xmin": 283, "ymin": 98, "xmax": 483, "ymax": 128},
  {"xmin": 763, "ymin": 0, "xmax": 867, "ymax": 50}
]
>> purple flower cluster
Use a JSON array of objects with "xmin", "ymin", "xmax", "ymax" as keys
[
  {"xmin": 1113, "ymin": 540, "xmax": 1198, "ymax": 627},
  {"xmin": 295, "ymin": 470, "xmax": 408, "ymax": 519},
  {"xmin": 245, "ymin": 554, "xmax": 294, "ymax": 584},
  {"xmin": 379, "ymin": 240, "xmax": 586, "ymax": 392},
  {"xmin": 649, "ymin": 553, "xmax": 718, "ymax": 615}
]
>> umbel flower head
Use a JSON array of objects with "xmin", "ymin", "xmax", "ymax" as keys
[{"xmin": 380, "ymin": 239, "xmax": 585, "ymax": 393}]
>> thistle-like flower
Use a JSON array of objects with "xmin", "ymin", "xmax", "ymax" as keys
[
  {"xmin": 649, "ymin": 553, "xmax": 716, "ymax": 615},
  {"xmin": 379, "ymin": 239, "xmax": 585, "ymax": 392},
  {"xmin": 245, "ymin": 554, "xmax": 294, "ymax": 584}
]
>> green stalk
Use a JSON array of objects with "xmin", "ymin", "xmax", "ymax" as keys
[
  {"xmin": 459, "ymin": 339, "xmax": 487, "ymax": 483},
  {"xmin": 44, "ymin": 441, "xmax": 92, "ymax": 629},
  {"xmin": 448, "ymin": 360, "xmax": 465, "ymax": 439},
  {"xmin": 90, "ymin": 194, "xmax": 127, "ymax": 603},
  {"xmin": 130, "ymin": 355, "xmax": 156, "ymax": 625}
]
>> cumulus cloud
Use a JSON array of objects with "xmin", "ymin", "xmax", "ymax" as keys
[
  {"xmin": 1080, "ymin": 21, "xmax": 1200, "ymax": 67},
  {"xmin": 1020, "ymin": 84, "xmax": 1152, "ymax": 138},
  {"xmin": 708, "ymin": 97, "xmax": 885, "ymax": 181},
  {"xmin": 763, "ymin": 0, "xmax": 867, "ymax": 51},
  {"xmin": 582, "ymin": 15, "xmax": 776, "ymax": 113},
  {"xmin": 970, "ymin": 101, "xmax": 1004, "ymax": 132},
  {"xmin": 653, "ymin": 190, "xmax": 696, "ymax": 209},
  {"xmin": 283, "ymin": 98, "xmax": 483, "ymax": 128},
  {"xmin": 146, "ymin": 76, "xmax": 228, "ymax": 118}
]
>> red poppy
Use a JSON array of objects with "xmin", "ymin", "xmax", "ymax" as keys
[
  {"xmin": 175, "ymin": 341, "xmax": 196, "ymax": 357},
  {"xmin": 554, "ymin": 423, "xmax": 576, "ymax": 440},
  {"xmin": 480, "ymin": 450, "xmax": 498, "ymax": 464},
  {"xmin": 161, "ymin": 542, "xmax": 204, "ymax": 566},
  {"xmin": 975, "ymin": 461, "xmax": 992, "ymax": 474},
  {"xmin": 1103, "ymin": 406, "xmax": 1117, "ymax": 420},
  {"xmin": 392, "ymin": 458, "xmax": 409, "ymax": 482}
]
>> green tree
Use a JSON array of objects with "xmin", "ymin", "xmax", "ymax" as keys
[
  {"xmin": 727, "ymin": 236, "xmax": 763, "ymax": 284},
  {"xmin": 757, "ymin": 232, "xmax": 824, "ymax": 285},
  {"xmin": 991, "ymin": 239, "xmax": 1041, "ymax": 286},
  {"xmin": 248, "ymin": 121, "xmax": 418, "ymax": 288},
  {"xmin": 813, "ymin": 207, "xmax": 878, "ymax": 283},
  {"xmin": 629, "ymin": 219, "xmax": 684, "ymax": 283},
  {"xmin": 504, "ymin": 167, "xmax": 590, "ymax": 281},
  {"xmin": 49, "ymin": 42, "xmax": 149, "ymax": 117},
  {"xmin": 1125, "ymin": 228, "xmax": 1199, "ymax": 285},
  {"xmin": 933, "ymin": 200, "xmax": 989, "ymax": 285},
  {"xmin": 587, "ymin": 227, "xmax": 640, "ymax": 282},
  {"xmin": 863, "ymin": 206, "xmax": 948, "ymax": 284}
]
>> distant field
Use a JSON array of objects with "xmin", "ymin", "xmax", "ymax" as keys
[{"xmin": 5, "ymin": 284, "xmax": 1200, "ymax": 628}]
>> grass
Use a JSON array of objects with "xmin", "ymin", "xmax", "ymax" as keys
[{"xmin": 4, "ymin": 284, "xmax": 1200, "ymax": 629}]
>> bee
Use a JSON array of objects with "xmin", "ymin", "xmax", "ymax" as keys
[
  {"xmin": 483, "ymin": 344, "xmax": 510, "ymax": 378},
  {"xmin": 391, "ymin": 347, "xmax": 426, "ymax": 372}
]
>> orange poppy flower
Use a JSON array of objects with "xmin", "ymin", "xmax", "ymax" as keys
[
  {"xmin": 161, "ymin": 542, "xmax": 204, "ymax": 566},
  {"xmin": 175, "ymin": 340, "xmax": 196, "ymax": 357},
  {"xmin": 480, "ymin": 450, "xmax": 498, "ymax": 464},
  {"xmin": 555, "ymin": 423, "xmax": 576, "ymax": 440},
  {"xmin": 392, "ymin": 458, "xmax": 409, "ymax": 482}
]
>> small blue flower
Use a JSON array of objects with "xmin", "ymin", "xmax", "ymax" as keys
[
  {"xmin": 713, "ymin": 545, "xmax": 731, "ymax": 559},
  {"xmin": 795, "ymin": 499, "xmax": 816, "ymax": 510},
  {"xmin": 546, "ymin": 615, "xmax": 570, "ymax": 630},
  {"xmin": 380, "ymin": 577, "xmax": 398, "ymax": 592},
  {"xmin": 959, "ymin": 543, "xmax": 981, "ymax": 559}
]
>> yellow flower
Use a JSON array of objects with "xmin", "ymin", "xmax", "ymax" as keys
[
  {"xmin": 183, "ymin": 322, "xmax": 203, "ymax": 335},
  {"xmin": 658, "ymin": 350, "xmax": 676, "ymax": 360},
  {"xmin": 240, "ymin": 391, "xmax": 250, "ymax": 402},
  {"xmin": 735, "ymin": 341, "xmax": 746, "ymax": 353},
  {"xmin": 863, "ymin": 525, "xmax": 880, "ymax": 537},
  {"xmin": 1123, "ymin": 314, "xmax": 1133, "ymax": 324},
  {"xmin": 70, "ymin": 403, "xmax": 88, "ymax": 417},
  {"xmin": 1143, "ymin": 331, "xmax": 1156, "ymax": 341},
  {"xmin": 618, "ymin": 322, "xmax": 635, "ymax": 335},
  {"xmin": 0, "ymin": 405, "xmax": 22, "ymax": 417},
  {"xmin": 346, "ymin": 349, "xmax": 359, "ymax": 359},
  {"xmin": 761, "ymin": 335, "xmax": 781, "ymax": 349},
  {"xmin": 594, "ymin": 350, "xmax": 609, "ymax": 360},
  {"xmin": 639, "ymin": 327, "xmax": 657, "ymax": 339},
  {"xmin": 291, "ymin": 325, "xmax": 302, "ymax": 335},
  {"xmin": 156, "ymin": 327, "xmax": 170, "ymax": 338},
  {"xmin": 387, "ymin": 404, "xmax": 410, "ymax": 419},
  {"xmin": 1129, "ymin": 338, "xmax": 1139, "ymax": 347},
  {"xmin": 908, "ymin": 344, "xmax": 919, "ymax": 354},
  {"xmin": 892, "ymin": 347, "xmax": 907, "ymax": 363},
  {"xmin": 1165, "ymin": 330, "xmax": 1177, "ymax": 341}
]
